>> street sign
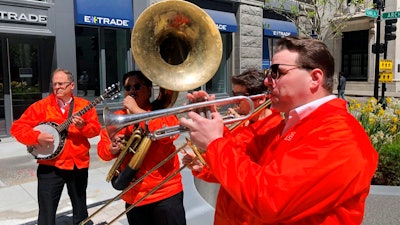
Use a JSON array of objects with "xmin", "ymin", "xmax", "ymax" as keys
[
  {"xmin": 379, "ymin": 72, "xmax": 393, "ymax": 82},
  {"xmin": 366, "ymin": 9, "xmax": 378, "ymax": 18},
  {"xmin": 382, "ymin": 11, "xmax": 400, "ymax": 19},
  {"xmin": 379, "ymin": 59, "xmax": 393, "ymax": 70}
]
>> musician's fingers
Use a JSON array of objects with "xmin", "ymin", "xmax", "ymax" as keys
[{"xmin": 180, "ymin": 116, "xmax": 194, "ymax": 130}]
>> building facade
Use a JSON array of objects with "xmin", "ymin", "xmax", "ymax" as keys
[
  {"xmin": 2, "ymin": 0, "xmax": 390, "ymax": 137},
  {"xmin": 334, "ymin": 1, "xmax": 400, "ymax": 98}
]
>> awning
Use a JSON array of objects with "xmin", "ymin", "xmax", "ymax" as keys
[
  {"xmin": 74, "ymin": 0, "xmax": 134, "ymax": 28},
  {"xmin": 263, "ymin": 18, "xmax": 298, "ymax": 37},
  {"xmin": 204, "ymin": 9, "xmax": 238, "ymax": 33}
]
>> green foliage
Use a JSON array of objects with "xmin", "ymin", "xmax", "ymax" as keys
[
  {"xmin": 348, "ymin": 97, "xmax": 400, "ymax": 186},
  {"xmin": 10, "ymin": 81, "xmax": 40, "ymax": 94},
  {"xmin": 372, "ymin": 140, "xmax": 400, "ymax": 185},
  {"xmin": 264, "ymin": 0, "xmax": 369, "ymax": 41}
]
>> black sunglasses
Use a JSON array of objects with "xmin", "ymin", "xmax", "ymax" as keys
[
  {"xmin": 124, "ymin": 83, "xmax": 141, "ymax": 92},
  {"xmin": 232, "ymin": 91, "xmax": 249, "ymax": 96},
  {"xmin": 265, "ymin": 64, "xmax": 313, "ymax": 80}
]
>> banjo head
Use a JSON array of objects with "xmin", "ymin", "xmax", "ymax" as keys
[{"xmin": 28, "ymin": 122, "xmax": 61, "ymax": 159}]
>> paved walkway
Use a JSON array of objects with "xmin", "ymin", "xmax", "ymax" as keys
[
  {"xmin": 1, "ymin": 135, "xmax": 400, "ymax": 225},
  {"xmin": 0, "ymin": 135, "xmax": 216, "ymax": 225}
]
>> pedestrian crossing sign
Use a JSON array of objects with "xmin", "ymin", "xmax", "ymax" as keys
[
  {"xmin": 379, "ymin": 59, "xmax": 393, "ymax": 71},
  {"xmin": 379, "ymin": 71, "xmax": 393, "ymax": 82}
]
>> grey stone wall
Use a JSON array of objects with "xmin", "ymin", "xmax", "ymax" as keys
[{"xmin": 235, "ymin": 3, "xmax": 263, "ymax": 74}]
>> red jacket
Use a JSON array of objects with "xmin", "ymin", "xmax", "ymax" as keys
[
  {"xmin": 199, "ymin": 98, "xmax": 378, "ymax": 225},
  {"xmin": 97, "ymin": 109, "xmax": 183, "ymax": 206},
  {"xmin": 10, "ymin": 94, "xmax": 101, "ymax": 169}
]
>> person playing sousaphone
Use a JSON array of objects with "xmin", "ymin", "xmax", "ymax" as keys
[{"xmin": 97, "ymin": 70, "xmax": 186, "ymax": 225}]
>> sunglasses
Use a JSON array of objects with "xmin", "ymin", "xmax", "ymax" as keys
[
  {"xmin": 232, "ymin": 91, "xmax": 249, "ymax": 96},
  {"xmin": 124, "ymin": 83, "xmax": 141, "ymax": 92},
  {"xmin": 265, "ymin": 64, "xmax": 313, "ymax": 80}
]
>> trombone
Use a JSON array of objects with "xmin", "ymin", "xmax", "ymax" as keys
[{"xmin": 103, "ymin": 95, "xmax": 259, "ymax": 140}]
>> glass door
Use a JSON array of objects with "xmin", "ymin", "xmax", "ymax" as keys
[
  {"xmin": 8, "ymin": 39, "xmax": 42, "ymax": 120},
  {"xmin": 0, "ymin": 36, "xmax": 54, "ymax": 137}
]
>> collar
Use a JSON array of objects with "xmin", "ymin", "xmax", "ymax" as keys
[
  {"xmin": 57, "ymin": 97, "xmax": 73, "ymax": 113},
  {"xmin": 282, "ymin": 95, "xmax": 336, "ymax": 135}
]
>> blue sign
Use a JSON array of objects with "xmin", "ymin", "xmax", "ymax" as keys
[
  {"xmin": 263, "ymin": 18, "xmax": 298, "ymax": 37},
  {"xmin": 204, "ymin": 9, "xmax": 238, "ymax": 33},
  {"xmin": 262, "ymin": 59, "xmax": 270, "ymax": 70},
  {"xmin": 74, "ymin": 0, "xmax": 133, "ymax": 28}
]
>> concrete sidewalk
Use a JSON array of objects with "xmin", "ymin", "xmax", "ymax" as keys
[{"xmin": 0, "ymin": 135, "xmax": 216, "ymax": 225}]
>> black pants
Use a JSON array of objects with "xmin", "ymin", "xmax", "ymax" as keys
[
  {"xmin": 37, "ymin": 164, "xmax": 89, "ymax": 225},
  {"xmin": 126, "ymin": 191, "xmax": 186, "ymax": 225}
]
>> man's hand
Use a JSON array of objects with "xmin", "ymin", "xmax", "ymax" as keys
[
  {"xmin": 72, "ymin": 115, "xmax": 86, "ymax": 129},
  {"xmin": 181, "ymin": 151, "xmax": 204, "ymax": 172}
]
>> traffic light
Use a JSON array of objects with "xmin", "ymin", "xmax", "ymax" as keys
[
  {"xmin": 385, "ymin": 19, "xmax": 397, "ymax": 42},
  {"xmin": 373, "ymin": 0, "xmax": 384, "ymax": 10}
]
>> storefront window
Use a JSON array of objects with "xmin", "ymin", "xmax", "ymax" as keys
[
  {"xmin": 9, "ymin": 41, "xmax": 41, "ymax": 120},
  {"xmin": 75, "ymin": 26, "xmax": 130, "ymax": 102},
  {"xmin": 205, "ymin": 33, "xmax": 232, "ymax": 94}
]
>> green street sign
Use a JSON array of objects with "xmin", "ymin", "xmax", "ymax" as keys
[
  {"xmin": 383, "ymin": 11, "xmax": 400, "ymax": 19},
  {"xmin": 366, "ymin": 9, "xmax": 378, "ymax": 18}
]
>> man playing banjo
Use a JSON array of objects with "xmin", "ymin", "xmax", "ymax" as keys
[{"xmin": 10, "ymin": 68, "xmax": 101, "ymax": 225}]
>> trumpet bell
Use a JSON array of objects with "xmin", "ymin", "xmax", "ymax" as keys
[{"xmin": 131, "ymin": 0, "xmax": 223, "ymax": 91}]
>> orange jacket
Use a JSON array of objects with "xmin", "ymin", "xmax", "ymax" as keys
[
  {"xmin": 199, "ymin": 99, "xmax": 378, "ymax": 225},
  {"xmin": 10, "ymin": 94, "xmax": 101, "ymax": 169},
  {"xmin": 97, "ymin": 109, "xmax": 183, "ymax": 206}
]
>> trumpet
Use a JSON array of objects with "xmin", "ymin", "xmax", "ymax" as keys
[{"xmin": 103, "ymin": 94, "xmax": 265, "ymax": 140}]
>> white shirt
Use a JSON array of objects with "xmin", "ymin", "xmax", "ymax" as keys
[
  {"xmin": 282, "ymin": 95, "xmax": 337, "ymax": 135},
  {"xmin": 57, "ymin": 97, "xmax": 73, "ymax": 114}
]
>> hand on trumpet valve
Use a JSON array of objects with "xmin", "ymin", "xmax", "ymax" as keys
[{"xmin": 187, "ymin": 90, "xmax": 216, "ymax": 118}]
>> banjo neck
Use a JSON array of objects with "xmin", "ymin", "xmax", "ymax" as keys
[{"xmin": 56, "ymin": 95, "xmax": 106, "ymax": 133}]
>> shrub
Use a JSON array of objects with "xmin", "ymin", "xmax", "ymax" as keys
[
  {"xmin": 372, "ymin": 140, "xmax": 400, "ymax": 185},
  {"xmin": 348, "ymin": 97, "xmax": 400, "ymax": 185}
]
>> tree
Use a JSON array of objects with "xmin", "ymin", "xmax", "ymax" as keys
[{"xmin": 264, "ymin": 0, "xmax": 373, "ymax": 41}]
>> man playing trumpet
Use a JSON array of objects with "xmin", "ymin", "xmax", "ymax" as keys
[{"xmin": 180, "ymin": 37, "xmax": 378, "ymax": 225}]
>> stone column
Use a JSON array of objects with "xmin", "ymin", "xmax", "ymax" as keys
[{"xmin": 235, "ymin": 2, "xmax": 263, "ymax": 73}]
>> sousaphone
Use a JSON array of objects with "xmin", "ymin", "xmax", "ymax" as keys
[{"xmin": 131, "ymin": 0, "xmax": 223, "ymax": 92}]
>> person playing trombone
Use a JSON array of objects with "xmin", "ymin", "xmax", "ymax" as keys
[
  {"xmin": 97, "ymin": 71, "xmax": 186, "ymax": 225},
  {"xmin": 181, "ymin": 68, "xmax": 272, "ymax": 178},
  {"xmin": 180, "ymin": 37, "xmax": 378, "ymax": 225}
]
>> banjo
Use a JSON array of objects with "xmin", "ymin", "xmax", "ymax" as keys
[{"xmin": 27, "ymin": 83, "xmax": 120, "ymax": 160}]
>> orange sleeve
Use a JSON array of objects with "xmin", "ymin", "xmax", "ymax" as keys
[{"xmin": 10, "ymin": 99, "xmax": 47, "ymax": 146}]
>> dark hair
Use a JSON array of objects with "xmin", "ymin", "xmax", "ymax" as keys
[
  {"xmin": 231, "ymin": 68, "xmax": 267, "ymax": 95},
  {"xmin": 122, "ymin": 70, "xmax": 152, "ymax": 87},
  {"xmin": 274, "ymin": 36, "xmax": 335, "ymax": 92}
]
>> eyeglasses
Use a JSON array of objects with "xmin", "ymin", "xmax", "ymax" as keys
[
  {"xmin": 124, "ymin": 83, "xmax": 141, "ymax": 92},
  {"xmin": 52, "ymin": 82, "xmax": 72, "ymax": 88},
  {"xmin": 265, "ymin": 64, "xmax": 313, "ymax": 80},
  {"xmin": 232, "ymin": 91, "xmax": 249, "ymax": 96}
]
